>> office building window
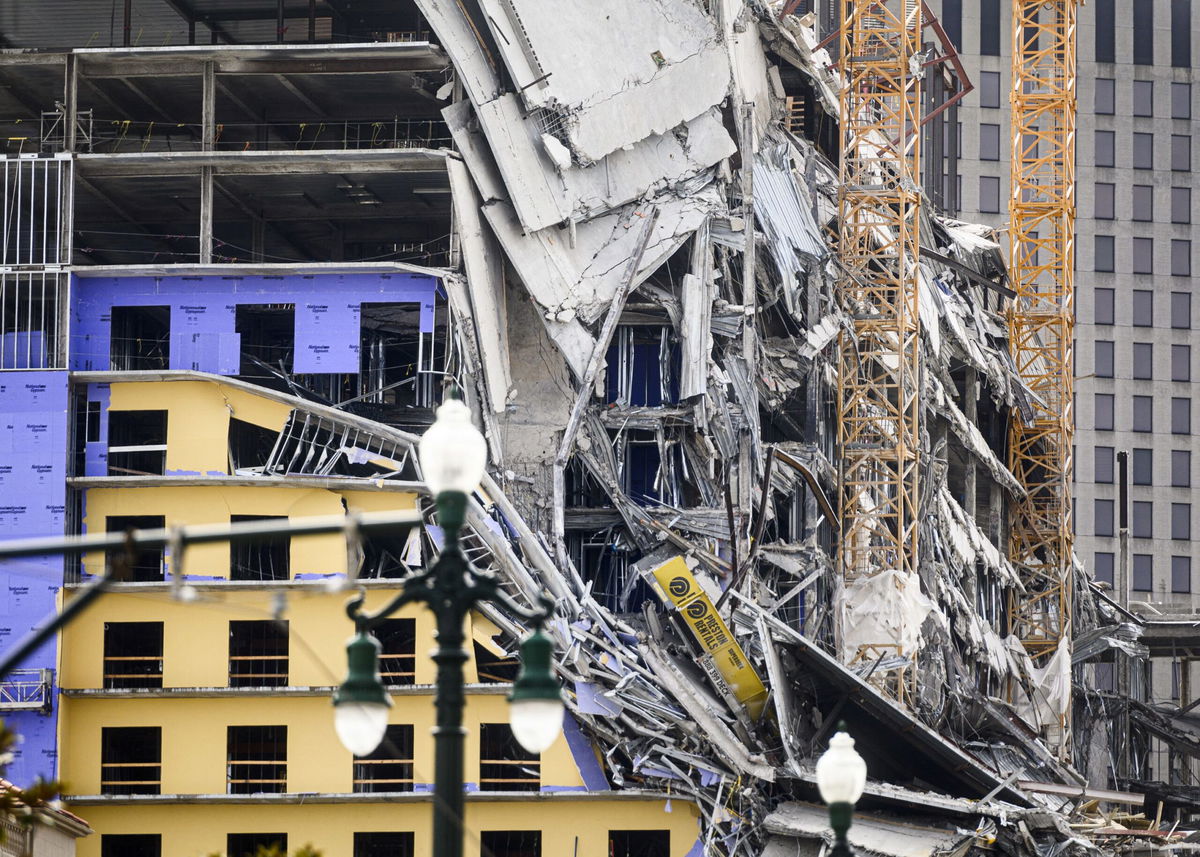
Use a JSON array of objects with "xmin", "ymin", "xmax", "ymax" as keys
[
  {"xmin": 1095, "ymin": 235, "xmax": 1114, "ymax": 272},
  {"xmin": 1095, "ymin": 662, "xmax": 1116, "ymax": 691},
  {"xmin": 609, "ymin": 832, "xmax": 671, "ymax": 857},
  {"xmin": 1094, "ymin": 552, "xmax": 1115, "ymax": 587},
  {"xmin": 980, "ymin": 0, "xmax": 1000, "ymax": 54},
  {"xmin": 1095, "ymin": 340, "xmax": 1115, "ymax": 377},
  {"xmin": 1173, "ymin": 83, "xmax": 1192, "ymax": 119},
  {"xmin": 1173, "ymin": 239, "xmax": 1192, "ymax": 276},
  {"xmin": 1133, "ymin": 133, "xmax": 1154, "ymax": 169},
  {"xmin": 1173, "ymin": 450, "xmax": 1192, "ymax": 487},
  {"xmin": 229, "ymin": 514, "xmax": 289, "ymax": 580},
  {"xmin": 1173, "ymin": 0, "xmax": 1193, "ymax": 66},
  {"xmin": 1133, "ymin": 290, "xmax": 1153, "ymax": 326},
  {"xmin": 480, "ymin": 832, "xmax": 541, "ymax": 857},
  {"xmin": 979, "ymin": 124, "xmax": 1000, "ymax": 161},
  {"xmin": 103, "ymin": 621, "xmax": 163, "ymax": 689},
  {"xmin": 228, "ymin": 835, "xmax": 287, "ymax": 857},
  {"xmin": 480, "ymin": 723, "xmax": 539, "ymax": 791},
  {"xmin": 1173, "ymin": 187, "xmax": 1192, "ymax": 224},
  {"xmin": 353, "ymin": 724, "xmax": 415, "ymax": 793},
  {"xmin": 1133, "ymin": 0, "xmax": 1154, "ymax": 64},
  {"xmin": 1172, "ymin": 135, "xmax": 1191, "ymax": 171},
  {"xmin": 1095, "ymin": 393, "xmax": 1115, "ymax": 430},
  {"xmin": 1095, "ymin": 130, "xmax": 1115, "ymax": 167},
  {"xmin": 1174, "ymin": 397, "xmax": 1192, "ymax": 434},
  {"xmin": 1133, "ymin": 395, "xmax": 1154, "ymax": 432},
  {"xmin": 101, "ymin": 727, "xmax": 161, "ymax": 795},
  {"xmin": 1173, "ymin": 292, "xmax": 1192, "ymax": 329},
  {"xmin": 1095, "ymin": 288, "xmax": 1115, "ymax": 325},
  {"xmin": 1133, "ymin": 554, "xmax": 1154, "ymax": 592},
  {"xmin": 354, "ymin": 833, "xmax": 415, "ymax": 857},
  {"xmin": 1095, "ymin": 78, "xmax": 1115, "ymax": 114},
  {"xmin": 1133, "ymin": 185, "xmax": 1153, "ymax": 221},
  {"xmin": 1133, "ymin": 449, "xmax": 1153, "ymax": 486},
  {"xmin": 1095, "ymin": 446, "xmax": 1114, "ymax": 484},
  {"xmin": 227, "ymin": 726, "xmax": 287, "ymax": 794},
  {"xmin": 1173, "ymin": 345, "xmax": 1192, "ymax": 382},
  {"xmin": 1133, "ymin": 81, "xmax": 1154, "ymax": 117},
  {"xmin": 1133, "ymin": 239, "xmax": 1154, "ymax": 275},
  {"xmin": 980, "ymin": 71, "xmax": 1001, "ymax": 108},
  {"xmin": 1173, "ymin": 557, "xmax": 1193, "ymax": 593},
  {"xmin": 228, "ymin": 620, "xmax": 289, "ymax": 687},
  {"xmin": 1095, "ymin": 183, "xmax": 1115, "ymax": 219},
  {"xmin": 979, "ymin": 176, "xmax": 1000, "ymax": 213},
  {"xmin": 941, "ymin": 0, "xmax": 963, "ymax": 50},
  {"xmin": 1094, "ymin": 0, "xmax": 1115, "ymax": 61},
  {"xmin": 1133, "ymin": 343, "xmax": 1153, "ymax": 380},
  {"xmin": 101, "ymin": 836, "xmax": 161, "ymax": 857},
  {"xmin": 1095, "ymin": 499, "xmax": 1114, "ymax": 537},
  {"xmin": 1173, "ymin": 504, "xmax": 1192, "ymax": 540}
]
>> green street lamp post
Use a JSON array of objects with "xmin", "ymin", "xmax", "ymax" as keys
[
  {"xmin": 815, "ymin": 724, "xmax": 867, "ymax": 857},
  {"xmin": 332, "ymin": 394, "xmax": 564, "ymax": 857}
]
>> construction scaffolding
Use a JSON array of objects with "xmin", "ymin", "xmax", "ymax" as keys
[
  {"xmin": 836, "ymin": 0, "xmax": 923, "ymax": 703},
  {"xmin": 1007, "ymin": 0, "xmax": 1077, "ymax": 754}
]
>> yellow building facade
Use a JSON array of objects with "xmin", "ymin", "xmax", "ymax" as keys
[{"xmin": 58, "ymin": 377, "xmax": 700, "ymax": 857}]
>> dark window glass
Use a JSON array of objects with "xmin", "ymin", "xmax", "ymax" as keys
[
  {"xmin": 979, "ymin": 124, "xmax": 1000, "ymax": 161},
  {"xmin": 980, "ymin": 0, "xmax": 1000, "ymax": 55},
  {"xmin": 1094, "ymin": 552, "xmax": 1115, "ymax": 586},
  {"xmin": 1133, "ymin": 554, "xmax": 1154, "ymax": 592},
  {"xmin": 1095, "ymin": 662, "xmax": 1116, "ymax": 691},
  {"xmin": 480, "ymin": 832, "xmax": 541, "ymax": 857},
  {"xmin": 1094, "ymin": 0, "xmax": 1115, "ymax": 61},
  {"xmin": 1173, "ymin": 504, "xmax": 1192, "ymax": 540},
  {"xmin": 103, "ymin": 622, "xmax": 163, "ymax": 689},
  {"xmin": 1095, "ymin": 499, "xmax": 1114, "ymax": 536},
  {"xmin": 228, "ymin": 834, "xmax": 287, "ymax": 857},
  {"xmin": 1095, "ymin": 446, "xmax": 1114, "ymax": 484},
  {"xmin": 979, "ymin": 176, "xmax": 1000, "ymax": 213},
  {"xmin": 1173, "ymin": 346, "xmax": 1192, "ymax": 382},
  {"xmin": 1133, "ymin": 449, "xmax": 1153, "ymax": 486},
  {"xmin": 1095, "ymin": 130, "xmax": 1115, "ymax": 167},
  {"xmin": 1094, "ymin": 235, "xmax": 1114, "ymax": 272},
  {"xmin": 1133, "ymin": 342, "xmax": 1153, "ymax": 380},
  {"xmin": 480, "ymin": 723, "xmax": 539, "ymax": 792},
  {"xmin": 1173, "ymin": 557, "xmax": 1192, "ymax": 593},
  {"xmin": 1173, "ymin": 83, "xmax": 1192, "ymax": 119},
  {"xmin": 1133, "ymin": 501, "xmax": 1153, "ymax": 538},
  {"xmin": 1133, "ymin": 395, "xmax": 1153, "ymax": 432},
  {"xmin": 353, "ymin": 724, "xmax": 414, "ymax": 793},
  {"xmin": 1133, "ymin": 0, "xmax": 1154, "ymax": 64},
  {"xmin": 1173, "ymin": 1, "xmax": 1193, "ymax": 67},
  {"xmin": 101, "ymin": 727, "xmax": 161, "ymax": 795},
  {"xmin": 609, "ymin": 831, "xmax": 671, "ymax": 857},
  {"xmin": 1173, "ymin": 187, "xmax": 1192, "ymax": 224},
  {"xmin": 354, "ymin": 833, "xmax": 415, "ymax": 857},
  {"xmin": 1095, "ymin": 78, "xmax": 1115, "ymax": 113},
  {"xmin": 1095, "ymin": 340, "xmax": 1114, "ymax": 377},
  {"xmin": 942, "ymin": 0, "xmax": 962, "ymax": 51},
  {"xmin": 228, "ymin": 620, "xmax": 288, "ymax": 687},
  {"xmin": 1133, "ymin": 81, "xmax": 1154, "ymax": 117},
  {"xmin": 1173, "ymin": 397, "xmax": 1192, "ymax": 434},
  {"xmin": 1133, "ymin": 133, "xmax": 1154, "ymax": 170},
  {"xmin": 1132, "ymin": 290, "xmax": 1153, "ymax": 326},
  {"xmin": 1095, "ymin": 288, "xmax": 1115, "ymax": 325},
  {"xmin": 1133, "ymin": 238, "xmax": 1154, "ymax": 275},
  {"xmin": 1173, "ymin": 135, "xmax": 1192, "ymax": 171},
  {"xmin": 1095, "ymin": 183, "xmax": 1115, "ymax": 219},
  {"xmin": 227, "ymin": 726, "xmax": 286, "ymax": 794},
  {"xmin": 1133, "ymin": 185, "xmax": 1153, "ymax": 222},
  {"xmin": 1095, "ymin": 393, "xmax": 1115, "ymax": 431},
  {"xmin": 1172, "ymin": 292, "xmax": 1191, "ymax": 329},
  {"xmin": 980, "ymin": 72, "xmax": 1001, "ymax": 108},
  {"xmin": 1173, "ymin": 450, "xmax": 1192, "ymax": 487},
  {"xmin": 102, "ymin": 835, "xmax": 161, "ymax": 857},
  {"xmin": 1172, "ymin": 240, "xmax": 1192, "ymax": 277}
]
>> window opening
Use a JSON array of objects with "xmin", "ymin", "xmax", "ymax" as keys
[
  {"xmin": 479, "ymin": 723, "xmax": 539, "ymax": 791},
  {"xmin": 101, "ymin": 835, "xmax": 161, "ymax": 857},
  {"xmin": 236, "ymin": 304, "xmax": 295, "ymax": 379},
  {"xmin": 229, "ymin": 418, "xmax": 281, "ymax": 475},
  {"xmin": 375, "ymin": 619, "xmax": 416, "ymax": 685},
  {"xmin": 101, "ymin": 726, "xmax": 161, "ymax": 795},
  {"xmin": 110, "ymin": 306, "xmax": 170, "ymax": 371},
  {"xmin": 227, "ymin": 725, "xmax": 287, "ymax": 794},
  {"xmin": 353, "ymin": 724, "xmax": 414, "ymax": 792},
  {"xmin": 107, "ymin": 410, "xmax": 167, "ymax": 476},
  {"xmin": 105, "ymin": 515, "xmax": 165, "ymax": 581},
  {"xmin": 480, "ymin": 831, "xmax": 541, "ymax": 857},
  {"xmin": 609, "ymin": 831, "xmax": 671, "ymax": 857},
  {"xmin": 104, "ymin": 621, "xmax": 163, "ymax": 689},
  {"xmin": 228, "ymin": 834, "xmax": 288, "ymax": 857},
  {"xmin": 229, "ymin": 620, "xmax": 289, "ymax": 687},
  {"xmin": 354, "ymin": 833, "xmax": 415, "ymax": 857},
  {"xmin": 475, "ymin": 640, "xmax": 519, "ymax": 683},
  {"xmin": 229, "ymin": 514, "xmax": 289, "ymax": 580},
  {"xmin": 605, "ymin": 326, "xmax": 680, "ymax": 406}
]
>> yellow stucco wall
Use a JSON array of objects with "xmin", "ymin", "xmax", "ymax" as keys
[{"xmin": 71, "ymin": 798, "xmax": 701, "ymax": 857}]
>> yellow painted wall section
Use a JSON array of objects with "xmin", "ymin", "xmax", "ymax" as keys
[
  {"xmin": 81, "ymin": 486, "xmax": 417, "ymax": 579},
  {"xmin": 107, "ymin": 380, "xmax": 293, "ymax": 477},
  {"xmin": 59, "ymin": 694, "xmax": 585, "ymax": 795},
  {"xmin": 71, "ymin": 798, "xmax": 700, "ymax": 857}
]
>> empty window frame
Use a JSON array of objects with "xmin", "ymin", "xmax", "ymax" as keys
[
  {"xmin": 0, "ymin": 272, "xmax": 66, "ymax": 370},
  {"xmin": 1094, "ymin": 235, "xmax": 1114, "ymax": 272},
  {"xmin": 103, "ymin": 622, "xmax": 163, "ymax": 689},
  {"xmin": 1132, "ymin": 290, "xmax": 1153, "ymax": 326},
  {"xmin": 1173, "ymin": 292, "xmax": 1192, "ymax": 329},
  {"xmin": 354, "ymin": 833, "xmax": 415, "ymax": 857},
  {"xmin": 1174, "ymin": 397, "xmax": 1192, "ymax": 434},
  {"xmin": 1094, "ymin": 0, "xmax": 1115, "ymax": 61},
  {"xmin": 228, "ymin": 418, "xmax": 280, "ymax": 475},
  {"xmin": 107, "ymin": 410, "xmax": 167, "ymax": 476},
  {"xmin": 1173, "ymin": 503, "xmax": 1192, "ymax": 540},
  {"xmin": 479, "ymin": 723, "xmax": 539, "ymax": 792},
  {"xmin": 1174, "ymin": 450, "xmax": 1192, "ymax": 487},
  {"xmin": 1095, "ymin": 183, "xmax": 1114, "ymax": 219},
  {"xmin": 1095, "ymin": 130, "xmax": 1115, "ymax": 167},
  {"xmin": 110, "ymin": 306, "xmax": 170, "ymax": 371},
  {"xmin": 1095, "ymin": 552, "xmax": 1115, "ymax": 587},
  {"xmin": 228, "ymin": 834, "xmax": 288, "ymax": 857},
  {"xmin": 1173, "ymin": 83, "xmax": 1192, "ymax": 119},
  {"xmin": 227, "ymin": 725, "xmax": 287, "ymax": 794},
  {"xmin": 480, "ymin": 831, "xmax": 541, "ymax": 857},
  {"xmin": 229, "ymin": 515, "xmax": 289, "ymax": 581},
  {"xmin": 1133, "ymin": 554, "xmax": 1154, "ymax": 592},
  {"xmin": 1133, "ymin": 395, "xmax": 1153, "ymax": 432},
  {"xmin": 1133, "ymin": 449, "xmax": 1153, "ymax": 485},
  {"xmin": 1095, "ymin": 288, "xmax": 1115, "ymax": 325},
  {"xmin": 474, "ymin": 640, "xmax": 520, "ymax": 683},
  {"xmin": 1172, "ymin": 240, "xmax": 1192, "ymax": 276},
  {"xmin": 1133, "ymin": 501, "xmax": 1153, "ymax": 538},
  {"xmin": 1133, "ymin": 343, "xmax": 1153, "ymax": 380},
  {"xmin": 359, "ymin": 302, "xmax": 436, "ymax": 411},
  {"xmin": 1095, "ymin": 77, "xmax": 1115, "ymax": 113},
  {"xmin": 1133, "ymin": 133, "xmax": 1154, "ymax": 170},
  {"xmin": 1173, "ymin": 187, "xmax": 1192, "ymax": 224},
  {"xmin": 376, "ymin": 619, "xmax": 416, "ymax": 685},
  {"xmin": 105, "ymin": 515, "xmax": 166, "ymax": 582},
  {"xmin": 979, "ymin": 124, "xmax": 1000, "ymax": 161},
  {"xmin": 979, "ymin": 176, "xmax": 1000, "ymax": 213},
  {"xmin": 1095, "ymin": 499, "xmax": 1114, "ymax": 537},
  {"xmin": 1173, "ymin": 0, "xmax": 1193, "ymax": 66},
  {"xmin": 228, "ymin": 620, "xmax": 289, "ymax": 687},
  {"xmin": 1174, "ymin": 346, "xmax": 1192, "ymax": 382},
  {"xmin": 101, "ymin": 727, "xmax": 161, "ymax": 795},
  {"xmin": 980, "ymin": 72, "xmax": 1001, "ymax": 108},
  {"xmin": 609, "ymin": 831, "xmax": 671, "ymax": 857},
  {"xmin": 1132, "ymin": 185, "xmax": 1153, "ymax": 221},
  {"xmin": 235, "ymin": 304, "xmax": 296, "ymax": 378},
  {"xmin": 567, "ymin": 530, "xmax": 651, "ymax": 615},
  {"xmin": 1095, "ymin": 446, "xmax": 1114, "ymax": 484},
  {"xmin": 1095, "ymin": 393, "xmax": 1115, "ymax": 431},
  {"xmin": 1173, "ymin": 135, "xmax": 1192, "ymax": 171},
  {"xmin": 353, "ymin": 724, "xmax": 414, "ymax": 793},
  {"xmin": 1133, "ymin": 0, "xmax": 1154, "ymax": 63},
  {"xmin": 1173, "ymin": 556, "xmax": 1193, "ymax": 593},
  {"xmin": 101, "ymin": 835, "xmax": 161, "ymax": 857},
  {"xmin": 605, "ymin": 326, "xmax": 679, "ymax": 406}
]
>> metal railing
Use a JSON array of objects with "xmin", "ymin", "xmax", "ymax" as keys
[{"xmin": 0, "ymin": 668, "xmax": 52, "ymax": 711}]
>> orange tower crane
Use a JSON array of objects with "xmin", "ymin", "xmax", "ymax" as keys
[{"xmin": 1007, "ymin": 0, "xmax": 1077, "ymax": 755}]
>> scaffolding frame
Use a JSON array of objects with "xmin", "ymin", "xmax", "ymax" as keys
[
  {"xmin": 836, "ymin": 0, "xmax": 923, "ymax": 704},
  {"xmin": 1007, "ymin": 0, "xmax": 1076, "ymax": 753}
]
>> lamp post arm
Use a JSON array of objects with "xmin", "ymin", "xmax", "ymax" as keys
[{"xmin": 344, "ymin": 571, "xmax": 436, "ymax": 632}]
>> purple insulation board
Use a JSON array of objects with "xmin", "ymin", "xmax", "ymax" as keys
[
  {"xmin": 71, "ymin": 272, "xmax": 440, "ymax": 376},
  {"xmin": 0, "ymin": 371, "xmax": 68, "ymax": 785}
]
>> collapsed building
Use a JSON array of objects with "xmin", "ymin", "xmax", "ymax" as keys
[{"xmin": 0, "ymin": 0, "xmax": 1194, "ymax": 855}]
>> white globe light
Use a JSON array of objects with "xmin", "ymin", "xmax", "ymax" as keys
[
  {"xmin": 418, "ymin": 397, "xmax": 487, "ymax": 496},
  {"xmin": 334, "ymin": 701, "xmax": 390, "ymax": 757},
  {"xmin": 509, "ymin": 698, "xmax": 564, "ymax": 754},
  {"xmin": 815, "ymin": 730, "xmax": 867, "ymax": 804}
]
